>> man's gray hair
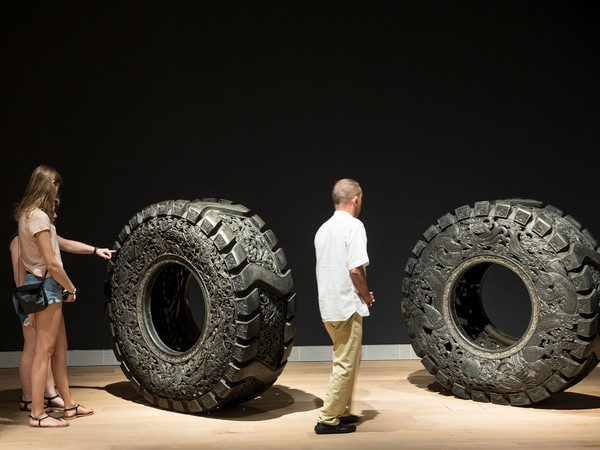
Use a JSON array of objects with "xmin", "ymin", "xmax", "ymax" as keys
[{"xmin": 332, "ymin": 178, "xmax": 361, "ymax": 206}]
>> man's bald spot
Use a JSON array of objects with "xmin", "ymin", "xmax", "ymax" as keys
[{"xmin": 332, "ymin": 179, "xmax": 361, "ymax": 206}]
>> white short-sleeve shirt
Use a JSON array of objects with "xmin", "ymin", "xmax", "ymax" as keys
[{"xmin": 314, "ymin": 210, "xmax": 370, "ymax": 322}]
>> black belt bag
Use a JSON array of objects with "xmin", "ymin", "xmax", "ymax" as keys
[{"xmin": 13, "ymin": 271, "xmax": 49, "ymax": 315}]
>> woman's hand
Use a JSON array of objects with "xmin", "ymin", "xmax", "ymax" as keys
[
  {"xmin": 95, "ymin": 248, "xmax": 115, "ymax": 260},
  {"xmin": 62, "ymin": 289, "xmax": 77, "ymax": 302}
]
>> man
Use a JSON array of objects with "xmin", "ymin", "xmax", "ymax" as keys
[{"xmin": 314, "ymin": 178, "xmax": 375, "ymax": 435}]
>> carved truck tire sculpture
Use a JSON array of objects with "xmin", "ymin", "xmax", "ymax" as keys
[
  {"xmin": 401, "ymin": 199, "xmax": 600, "ymax": 406},
  {"xmin": 104, "ymin": 199, "xmax": 296, "ymax": 413}
]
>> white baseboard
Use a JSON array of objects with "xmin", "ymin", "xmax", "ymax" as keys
[
  {"xmin": 289, "ymin": 344, "xmax": 418, "ymax": 362},
  {"xmin": 0, "ymin": 349, "xmax": 120, "ymax": 369},
  {"xmin": 0, "ymin": 344, "xmax": 419, "ymax": 369}
]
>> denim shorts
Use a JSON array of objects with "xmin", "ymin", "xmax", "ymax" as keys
[
  {"xmin": 12, "ymin": 295, "xmax": 29, "ymax": 325},
  {"xmin": 21, "ymin": 272, "xmax": 64, "ymax": 307}
]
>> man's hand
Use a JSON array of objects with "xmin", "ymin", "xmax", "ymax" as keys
[{"xmin": 349, "ymin": 265, "xmax": 374, "ymax": 307}]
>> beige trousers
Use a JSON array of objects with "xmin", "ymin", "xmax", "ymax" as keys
[{"xmin": 318, "ymin": 312, "xmax": 363, "ymax": 425}]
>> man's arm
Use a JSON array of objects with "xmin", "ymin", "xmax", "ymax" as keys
[{"xmin": 349, "ymin": 265, "xmax": 374, "ymax": 307}]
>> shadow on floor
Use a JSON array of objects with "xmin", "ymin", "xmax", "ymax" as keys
[
  {"xmin": 407, "ymin": 369, "xmax": 600, "ymax": 410},
  {"xmin": 0, "ymin": 379, "xmax": 322, "ymax": 422},
  {"xmin": 103, "ymin": 381, "xmax": 321, "ymax": 421}
]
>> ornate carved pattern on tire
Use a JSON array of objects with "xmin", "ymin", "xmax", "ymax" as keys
[
  {"xmin": 401, "ymin": 199, "xmax": 600, "ymax": 405},
  {"xmin": 104, "ymin": 199, "xmax": 296, "ymax": 412}
]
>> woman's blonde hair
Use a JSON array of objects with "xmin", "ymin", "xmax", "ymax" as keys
[{"xmin": 13, "ymin": 165, "xmax": 62, "ymax": 222}]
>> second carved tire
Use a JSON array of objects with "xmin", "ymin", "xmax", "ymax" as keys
[
  {"xmin": 104, "ymin": 199, "xmax": 296, "ymax": 412},
  {"xmin": 401, "ymin": 199, "xmax": 600, "ymax": 405}
]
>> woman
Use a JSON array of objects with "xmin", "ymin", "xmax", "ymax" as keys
[
  {"xmin": 13, "ymin": 165, "xmax": 113, "ymax": 428},
  {"xmin": 10, "ymin": 231, "xmax": 65, "ymax": 413}
]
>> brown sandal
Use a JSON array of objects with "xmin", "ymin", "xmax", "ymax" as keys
[
  {"xmin": 29, "ymin": 414, "xmax": 69, "ymax": 428},
  {"xmin": 64, "ymin": 404, "xmax": 94, "ymax": 420}
]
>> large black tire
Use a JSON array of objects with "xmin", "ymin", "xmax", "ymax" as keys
[
  {"xmin": 104, "ymin": 199, "xmax": 296, "ymax": 413},
  {"xmin": 401, "ymin": 199, "xmax": 600, "ymax": 405}
]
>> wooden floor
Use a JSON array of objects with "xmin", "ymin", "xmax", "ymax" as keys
[{"xmin": 1, "ymin": 360, "xmax": 600, "ymax": 449}]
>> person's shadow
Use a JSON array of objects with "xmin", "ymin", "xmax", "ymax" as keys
[
  {"xmin": 407, "ymin": 368, "xmax": 600, "ymax": 410},
  {"xmin": 312, "ymin": 397, "xmax": 380, "ymax": 425}
]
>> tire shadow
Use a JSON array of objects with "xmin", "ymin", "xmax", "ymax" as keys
[
  {"xmin": 104, "ymin": 381, "xmax": 321, "ymax": 420},
  {"xmin": 0, "ymin": 388, "xmax": 22, "ymax": 405},
  {"xmin": 407, "ymin": 369, "xmax": 600, "ymax": 410},
  {"xmin": 0, "ymin": 388, "xmax": 26, "ymax": 427},
  {"xmin": 530, "ymin": 392, "xmax": 600, "ymax": 410},
  {"xmin": 407, "ymin": 369, "xmax": 453, "ymax": 397}
]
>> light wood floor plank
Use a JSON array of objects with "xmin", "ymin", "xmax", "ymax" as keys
[{"xmin": 1, "ymin": 360, "xmax": 600, "ymax": 449}]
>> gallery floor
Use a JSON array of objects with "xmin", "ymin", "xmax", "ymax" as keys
[{"xmin": 1, "ymin": 360, "xmax": 599, "ymax": 449}]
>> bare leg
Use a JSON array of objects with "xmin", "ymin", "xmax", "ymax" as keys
[
  {"xmin": 50, "ymin": 313, "xmax": 73, "ymax": 407},
  {"xmin": 44, "ymin": 364, "xmax": 65, "ymax": 408},
  {"xmin": 52, "ymin": 313, "xmax": 93, "ymax": 419},
  {"xmin": 18, "ymin": 322, "xmax": 36, "ymax": 406},
  {"xmin": 19, "ymin": 317, "xmax": 62, "ymax": 410},
  {"xmin": 29, "ymin": 303, "xmax": 67, "ymax": 427}
]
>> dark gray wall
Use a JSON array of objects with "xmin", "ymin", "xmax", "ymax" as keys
[{"xmin": 2, "ymin": 1, "xmax": 599, "ymax": 351}]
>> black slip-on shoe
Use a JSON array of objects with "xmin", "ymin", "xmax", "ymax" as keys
[
  {"xmin": 314, "ymin": 422, "xmax": 356, "ymax": 434},
  {"xmin": 339, "ymin": 414, "xmax": 360, "ymax": 424}
]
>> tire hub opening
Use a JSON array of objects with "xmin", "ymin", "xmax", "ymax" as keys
[
  {"xmin": 144, "ymin": 259, "xmax": 207, "ymax": 355},
  {"xmin": 444, "ymin": 256, "xmax": 538, "ymax": 358}
]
